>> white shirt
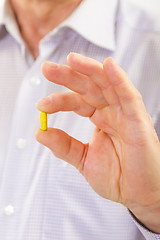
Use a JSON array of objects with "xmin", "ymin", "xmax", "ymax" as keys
[{"xmin": 0, "ymin": 0, "xmax": 160, "ymax": 239}]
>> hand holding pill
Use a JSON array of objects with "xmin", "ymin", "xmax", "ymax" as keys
[{"xmin": 36, "ymin": 53, "xmax": 160, "ymax": 233}]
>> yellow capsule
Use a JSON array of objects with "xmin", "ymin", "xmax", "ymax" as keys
[{"xmin": 40, "ymin": 111, "xmax": 47, "ymax": 131}]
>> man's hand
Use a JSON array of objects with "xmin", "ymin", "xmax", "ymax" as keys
[{"xmin": 36, "ymin": 53, "xmax": 160, "ymax": 233}]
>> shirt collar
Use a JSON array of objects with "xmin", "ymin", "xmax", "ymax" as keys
[
  {"xmin": 0, "ymin": 0, "xmax": 118, "ymax": 51},
  {"xmin": 0, "ymin": 0, "xmax": 6, "ymax": 28},
  {"xmin": 0, "ymin": 0, "xmax": 12, "ymax": 27},
  {"xmin": 0, "ymin": 0, "xmax": 23, "ymax": 43},
  {"xmin": 61, "ymin": 0, "xmax": 118, "ymax": 51}
]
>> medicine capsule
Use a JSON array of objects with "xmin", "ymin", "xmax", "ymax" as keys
[{"xmin": 40, "ymin": 111, "xmax": 47, "ymax": 131}]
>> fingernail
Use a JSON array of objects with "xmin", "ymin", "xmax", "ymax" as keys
[
  {"xmin": 67, "ymin": 52, "xmax": 82, "ymax": 61},
  {"xmin": 104, "ymin": 58, "xmax": 118, "ymax": 75},
  {"xmin": 36, "ymin": 96, "xmax": 51, "ymax": 108},
  {"xmin": 41, "ymin": 61, "xmax": 59, "ymax": 72},
  {"xmin": 106, "ymin": 58, "xmax": 115, "ymax": 69}
]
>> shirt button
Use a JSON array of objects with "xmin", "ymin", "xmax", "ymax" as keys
[
  {"xmin": 4, "ymin": 205, "xmax": 14, "ymax": 216},
  {"xmin": 16, "ymin": 138, "xmax": 27, "ymax": 149},
  {"xmin": 29, "ymin": 76, "xmax": 41, "ymax": 86}
]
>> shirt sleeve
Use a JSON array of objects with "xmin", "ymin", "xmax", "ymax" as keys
[{"xmin": 129, "ymin": 210, "xmax": 160, "ymax": 240}]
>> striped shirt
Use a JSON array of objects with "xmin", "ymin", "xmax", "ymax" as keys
[{"xmin": 0, "ymin": 0, "xmax": 160, "ymax": 239}]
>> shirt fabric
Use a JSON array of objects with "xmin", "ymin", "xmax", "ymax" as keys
[{"xmin": 0, "ymin": 0, "xmax": 160, "ymax": 239}]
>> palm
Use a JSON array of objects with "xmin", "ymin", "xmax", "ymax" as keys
[
  {"xmin": 82, "ymin": 124, "xmax": 122, "ymax": 202},
  {"xmin": 83, "ymin": 104, "xmax": 146, "ymax": 205}
]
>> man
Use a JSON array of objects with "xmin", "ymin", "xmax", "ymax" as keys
[{"xmin": 0, "ymin": 0, "xmax": 160, "ymax": 239}]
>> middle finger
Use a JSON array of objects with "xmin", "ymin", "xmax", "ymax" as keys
[{"xmin": 41, "ymin": 61, "xmax": 108, "ymax": 109}]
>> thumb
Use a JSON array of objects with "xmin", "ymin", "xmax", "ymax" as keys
[{"xmin": 35, "ymin": 128, "xmax": 88, "ymax": 172}]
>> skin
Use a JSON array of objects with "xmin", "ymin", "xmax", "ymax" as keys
[
  {"xmin": 10, "ymin": 0, "xmax": 82, "ymax": 58},
  {"xmin": 36, "ymin": 53, "xmax": 160, "ymax": 233}
]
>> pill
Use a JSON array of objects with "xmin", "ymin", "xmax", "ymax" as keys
[{"xmin": 40, "ymin": 111, "xmax": 47, "ymax": 131}]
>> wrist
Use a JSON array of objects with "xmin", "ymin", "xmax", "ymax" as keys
[{"xmin": 129, "ymin": 201, "xmax": 160, "ymax": 233}]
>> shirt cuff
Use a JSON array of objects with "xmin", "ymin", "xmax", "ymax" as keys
[{"xmin": 128, "ymin": 210, "xmax": 160, "ymax": 240}]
